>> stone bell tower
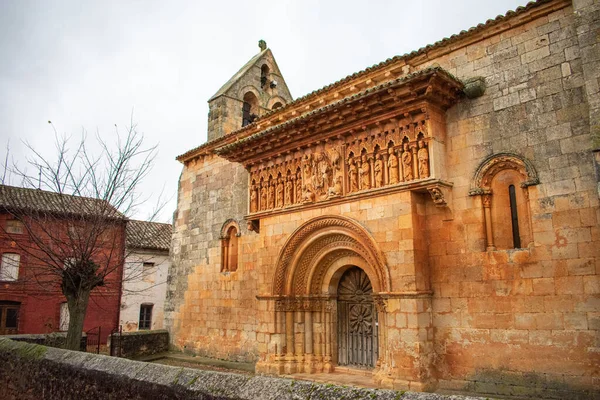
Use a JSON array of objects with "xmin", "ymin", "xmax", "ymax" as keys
[{"xmin": 207, "ymin": 40, "xmax": 293, "ymax": 141}]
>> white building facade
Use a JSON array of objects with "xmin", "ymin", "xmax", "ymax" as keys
[{"xmin": 120, "ymin": 220, "xmax": 171, "ymax": 332}]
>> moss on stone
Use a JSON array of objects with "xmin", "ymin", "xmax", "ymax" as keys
[{"xmin": 0, "ymin": 338, "xmax": 48, "ymax": 360}]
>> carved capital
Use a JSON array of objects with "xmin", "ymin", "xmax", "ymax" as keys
[{"xmin": 373, "ymin": 296, "xmax": 387, "ymax": 313}]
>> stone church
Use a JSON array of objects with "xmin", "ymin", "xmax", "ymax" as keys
[{"xmin": 166, "ymin": 0, "xmax": 599, "ymax": 397}]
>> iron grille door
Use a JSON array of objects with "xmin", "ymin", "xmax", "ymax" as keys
[{"xmin": 337, "ymin": 267, "xmax": 378, "ymax": 368}]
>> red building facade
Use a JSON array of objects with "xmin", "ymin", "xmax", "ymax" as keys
[{"xmin": 0, "ymin": 186, "xmax": 126, "ymax": 343}]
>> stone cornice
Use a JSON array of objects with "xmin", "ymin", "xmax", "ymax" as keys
[
  {"xmin": 215, "ymin": 68, "xmax": 463, "ymax": 164},
  {"xmin": 245, "ymin": 178, "xmax": 453, "ymax": 221}
]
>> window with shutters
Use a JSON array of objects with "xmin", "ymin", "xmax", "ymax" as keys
[
  {"xmin": 5, "ymin": 220, "xmax": 24, "ymax": 234},
  {"xmin": 139, "ymin": 304, "xmax": 153, "ymax": 330},
  {"xmin": 0, "ymin": 253, "xmax": 20, "ymax": 281}
]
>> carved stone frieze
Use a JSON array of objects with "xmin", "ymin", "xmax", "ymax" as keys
[
  {"xmin": 274, "ymin": 297, "xmax": 334, "ymax": 312},
  {"xmin": 248, "ymin": 119, "xmax": 434, "ymax": 215}
]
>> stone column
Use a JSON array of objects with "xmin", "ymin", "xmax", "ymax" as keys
[
  {"xmin": 323, "ymin": 308, "xmax": 333, "ymax": 372},
  {"xmin": 382, "ymin": 153, "xmax": 389, "ymax": 186},
  {"xmin": 341, "ymin": 144, "xmax": 348, "ymax": 195},
  {"xmin": 483, "ymin": 194, "xmax": 495, "ymax": 251},
  {"xmin": 369, "ymin": 156, "xmax": 375, "ymax": 188},
  {"xmin": 314, "ymin": 311, "xmax": 323, "ymax": 372},
  {"xmin": 398, "ymin": 148, "xmax": 405, "ymax": 182},
  {"xmin": 411, "ymin": 144, "xmax": 419, "ymax": 180},
  {"xmin": 304, "ymin": 310, "xmax": 314, "ymax": 373},
  {"xmin": 284, "ymin": 310, "xmax": 296, "ymax": 374},
  {"xmin": 221, "ymin": 238, "xmax": 228, "ymax": 272},
  {"xmin": 295, "ymin": 310, "xmax": 304, "ymax": 369},
  {"xmin": 274, "ymin": 310, "xmax": 285, "ymax": 374}
]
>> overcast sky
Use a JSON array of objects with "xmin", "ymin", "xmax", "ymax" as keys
[{"xmin": 0, "ymin": 0, "xmax": 526, "ymax": 222}]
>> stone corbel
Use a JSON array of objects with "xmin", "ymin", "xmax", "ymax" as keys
[
  {"xmin": 427, "ymin": 185, "xmax": 448, "ymax": 207},
  {"xmin": 247, "ymin": 219, "xmax": 260, "ymax": 233},
  {"xmin": 463, "ymin": 76, "xmax": 486, "ymax": 99}
]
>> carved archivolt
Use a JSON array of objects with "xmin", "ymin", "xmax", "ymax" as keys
[
  {"xmin": 272, "ymin": 215, "xmax": 390, "ymax": 296},
  {"xmin": 469, "ymin": 152, "xmax": 539, "ymax": 196},
  {"xmin": 220, "ymin": 218, "xmax": 241, "ymax": 239}
]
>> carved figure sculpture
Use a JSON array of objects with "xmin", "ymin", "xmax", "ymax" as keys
[
  {"xmin": 374, "ymin": 154, "xmax": 383, "ymax": 188},
  {"xmin": 276, "ymin": 180, "xmax": 284, "ymax": 208},
  {"xmin": 329, "ymin": 146, "xmax": 341, "ymax": 170},
  {"xmin": 359, "ymin": 155, "xmax": 371, "ymax": 190},
  {"xmin": 402, "ymin": 143, "xmax": 413, "ymax": 181},
  {"xmin": 388, "ymin": 148, "xmax": 399, "ymax": 185},
  {"xmin": 314, "ymin": 152, "xmax": 330, "ymax": 194},
  {"xmin": 250, "ymin": 186, "xmax": 258, "ymax": 212},
  {"xmin": 268, "ymin": 184, "xmax": 275, "ymax": 209},
  {"xmin": 302, "ymin": 184, "xmax": 314, "ymax": 203},
  {"xmin": 260, "ymin": 185, "xmax": 267, "ymax": 210},
  {"xmin": 328, "ymin": 175, "xmax": 342, "ymax": 198},
  {"xmin": 348, "ymin": 159, "xmax": 359, "ymax": 192},
  {"xmin": 303, "ymin": 154, "xmax": 312, "ymax": 184},
  {"xmin": 285, "ymin": 179, "xmax": 293, "ymax": 205},
  {"xmin": 417, "ymin": 140, "xmax": 430, "ymax": 178}
]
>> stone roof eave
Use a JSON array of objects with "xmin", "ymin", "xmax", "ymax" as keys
[
  {"xmin": 214, "ymin": 67, "xmax": 463, "ymax": 163},
  {"xmin": 176, "ymin": 0, "xmax": 569, "ymax": 164}
]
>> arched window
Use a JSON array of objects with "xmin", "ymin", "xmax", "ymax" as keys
[
  {"xmin": 469, "ymin": 153, "xmax": 539, "ymax": 251},
  {"xmin": 260, "ymin": 64, "xmax": 270, "ymax": 88},
  {"xmin": 220, "ymin": 221, "xmax": 240, "ymax": 272},
  {"xmin": 272, "ymin": 102, "xmax": 283, "ymax": 110},
  {"xmin": 242, "ymin": 92, "xmax": 259, "ymax": 127}
]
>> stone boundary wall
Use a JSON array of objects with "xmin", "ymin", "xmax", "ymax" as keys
[
  {"xmin": 0, "ymin": 338, "xmax": 488, "ymax": 400},
  {"xmin": 110, "ymin": 329, "xmax": 169, "ymax": 358},
  {"xmin": 5, "ymin": 332, "xmax": 87, "ymax": 351}
]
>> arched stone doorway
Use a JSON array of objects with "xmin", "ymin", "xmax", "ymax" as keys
[
  {"xmin": 337, "ymin": 267, "xmax": 378, "ymax": 368},
  {"xmin": 258, "ymin": 215, "xmax": 390, "ymax": 376}
]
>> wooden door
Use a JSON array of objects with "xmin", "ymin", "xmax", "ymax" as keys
[{"xmin": 337, "ymin": 267, "xmax": 378, "ymax": 368}]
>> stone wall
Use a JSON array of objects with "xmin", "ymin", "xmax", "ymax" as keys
[
  {"xmin": 5, "ymin": 332, "xmax": 86, "ymax": 351},
  {"xmin": 0, "ymin": 337, "xmax": 471, "ymax": 400},
  {"xmin": 166, "ymin": 153, "xmax": 257, "ymax": 361},
  {"xmin": 166, "ymin": 0, "xmax": 599, "ymax": 397},
  {"xmin": 109, "ymin": 329, "xmax": 169, "ymax": 358},
  {"xmin": 407, "ymin": 1, "xmax": 600, "ymax": 394}
]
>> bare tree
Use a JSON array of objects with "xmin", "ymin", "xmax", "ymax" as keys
[{"xmin": 0, "ymin": 121, "xmax": 159, "ymax": 350}]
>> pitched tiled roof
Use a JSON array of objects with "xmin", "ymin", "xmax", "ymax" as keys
[
  {"xmin": 126, "ymin": 220, "xmax": 172, "ymax": 251},
  {"xmin": 176, "ymin": 0, "xmax": 560, "ymax": 162},
  {"xmin": 0, "ymin": 185, "xmax": 124, "ymax": 219}
]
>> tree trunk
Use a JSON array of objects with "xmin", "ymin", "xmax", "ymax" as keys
[{"xmin": 64, "ymin": 288, "xmax": 92, "ymax": 351}]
